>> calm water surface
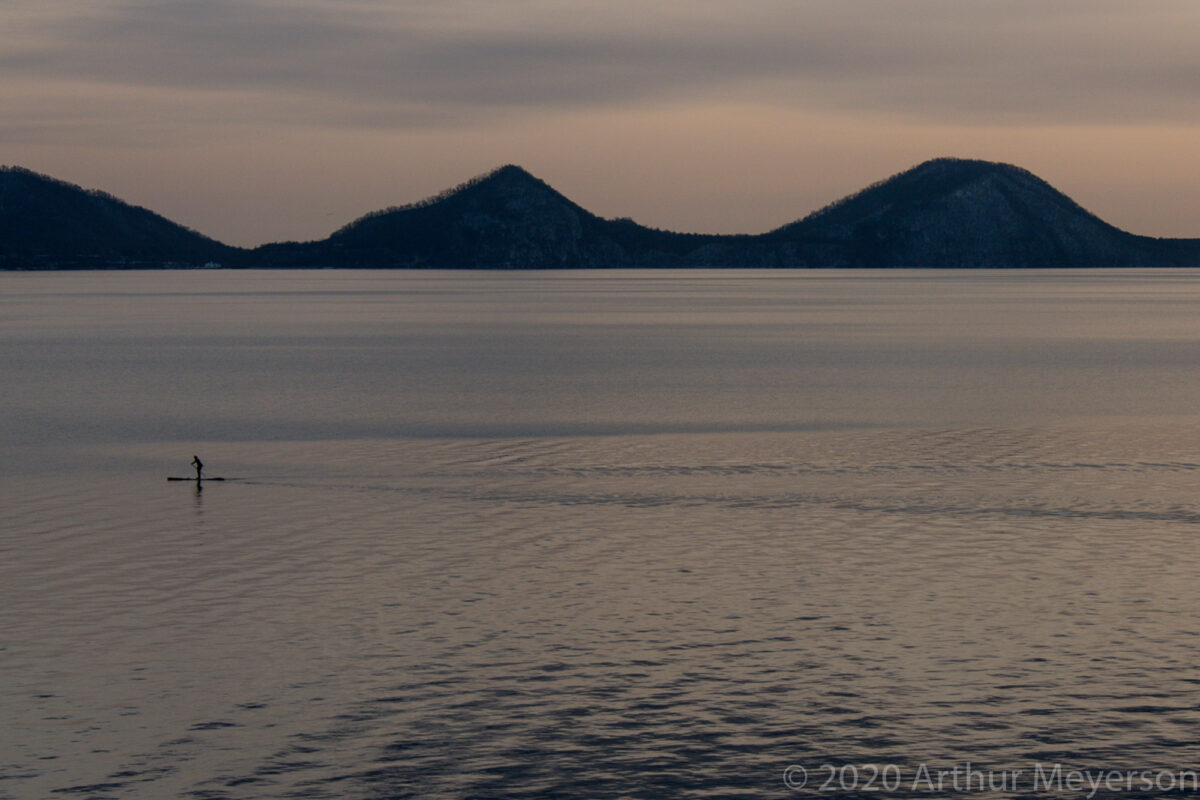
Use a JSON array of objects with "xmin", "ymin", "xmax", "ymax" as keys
[{"xmin": 3, "ymin": 270, "xmax": 1200, "ymax": 799}]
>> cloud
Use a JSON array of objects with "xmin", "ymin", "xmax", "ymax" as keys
[{"xmin": 3, "ymin": 0, "xmax": 1200, "ymax": 130}]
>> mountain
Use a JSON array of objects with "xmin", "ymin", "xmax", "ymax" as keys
[
  {"xmin": 250, "ymin": 165, "xmax": 732, "ymax": 268},
  {"xmin": 4, "ymin": 158, "xmax": 1200, "ymax": 269},
  {"xmin": 0, "ymin": 166, "xmax": 231, "ymax": 269},
  {"xmin": 770, "ymin": 158, "xmax": 1200, "ymax": 267}
]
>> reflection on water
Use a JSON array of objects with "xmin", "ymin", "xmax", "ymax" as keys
[{"xmin": 3, "ymin": 271, "xmax": 1200, "ymax": 798}]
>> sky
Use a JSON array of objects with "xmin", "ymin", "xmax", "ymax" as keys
[{"xmin": 3, "ymin": 0, "xmax": 1200, "ymax": 247}]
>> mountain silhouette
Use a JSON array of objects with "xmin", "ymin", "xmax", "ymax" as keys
[
  {"xmin": 771, "ymin": 158, "xmax": 1194, "ymax": 267},
  {"xmin": 3, "ymin": 159, "xmax": 1199, "ymax": 269},
  {"xmin": 251, "ymin": 165, "xmax": 730, "ymax": 268},
  {"xmin": 0, "ymin": 166, "xmax": 231, "ymax": 269}
]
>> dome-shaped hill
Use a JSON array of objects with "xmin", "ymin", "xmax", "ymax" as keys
[{"xmin": 773, "ymin": 158, "xmax": 1165, "ymax": 267}]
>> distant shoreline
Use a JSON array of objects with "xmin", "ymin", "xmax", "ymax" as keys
[{"xmin": 4, "ymin": 158, "xmax": 1200, "ymax": 269}]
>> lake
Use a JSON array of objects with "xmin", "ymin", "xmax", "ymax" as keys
[{"xmin": 3, "ymin": 269, "xmax": 1200, "ymax": 799}]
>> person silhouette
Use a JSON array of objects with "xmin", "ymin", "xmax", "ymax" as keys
[{"xmin": 191, "ymin": 455, "xmax": 204, "ymax": 480}]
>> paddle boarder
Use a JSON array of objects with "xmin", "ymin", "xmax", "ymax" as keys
[{"xmin": 191, "ymin": 455, "xmax": 203, "ymax": 480}]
